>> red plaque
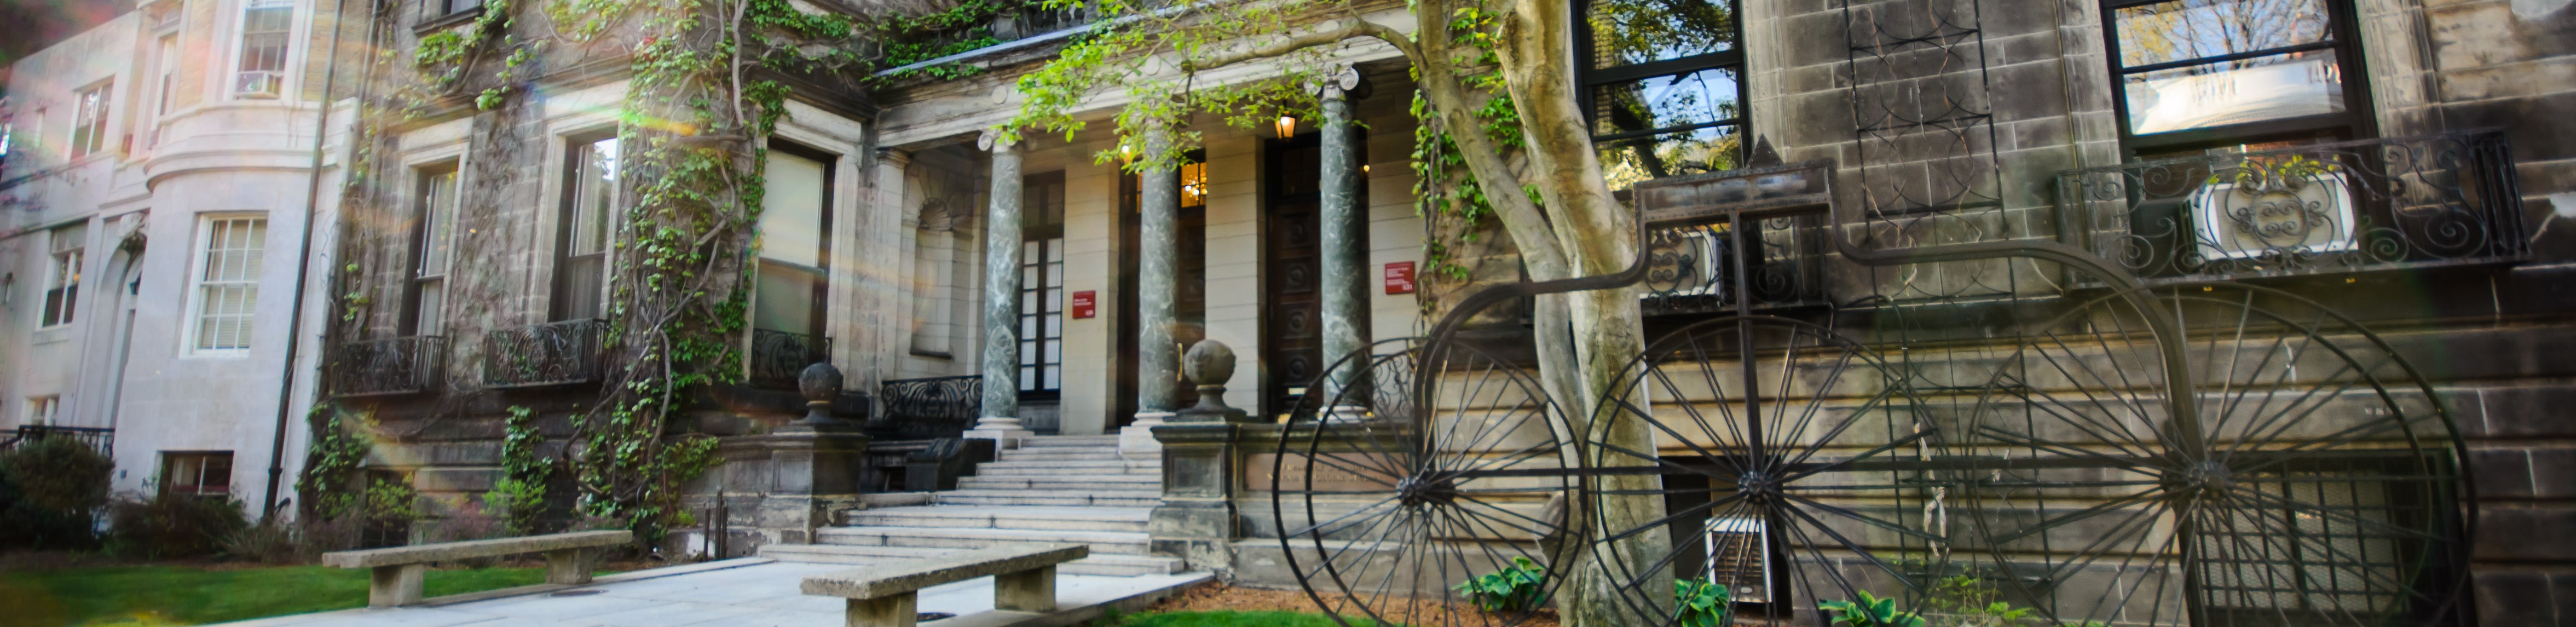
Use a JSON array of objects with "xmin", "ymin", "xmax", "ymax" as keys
[
  {"xmin": 1070, "ymin": 290, "xmax": 1097, "ymax": 319},
  {"xmin": 1384, "ymin": 262, "xmax": 1417, "ymax": 295}
]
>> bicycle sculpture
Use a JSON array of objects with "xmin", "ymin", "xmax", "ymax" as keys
[{"xmin": 1269, "ymin": 161, "xmax": 2473, "ymax": 627}]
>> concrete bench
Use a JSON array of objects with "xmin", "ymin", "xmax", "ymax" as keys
[
  {"xmin": 322, "ymin": 530, "xmax": 632, "ymax": 608},
  {"xmin": 800, "ymin": 543, "xmax": 1088, "ymax": 627}
]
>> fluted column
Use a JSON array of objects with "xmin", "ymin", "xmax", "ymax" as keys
[
  {"xmin": 1317, "ymin": 71, "xmax": 1370, "ymax": 408},
  {"xmin": 968, "ymin": 131, "xmax": 1032, "ymax": 446}
]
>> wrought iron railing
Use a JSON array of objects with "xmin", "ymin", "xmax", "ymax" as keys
[
  {"xmin": 483, "ymin": 319, "xmax": 607, "ymax": 388},
  {"xmin": 748, "ymin": 330, "xmax": 831, "ymax": 389},
  {"xmin": 878, "ymin": 375, "xmax": 981, "ymax": 440},
  {"xmin": 329, "ymin": 336, "xmax": 447, "ymax": 396},
  {"xmin": 1638, "ymin": 208, "xmax": 1830, "ymax": 316},
  {"xmin": 0, "ymin": 424, "xmax": 113, "ymax": 456},
  {"xmin": 2056, "ymin": 131, "xmax": 2525, "ymax": 284}
]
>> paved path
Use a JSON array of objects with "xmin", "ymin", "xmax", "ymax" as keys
[{"xmin": 214, "ymin": 558, "xmax": 1210, "ymax": 627}]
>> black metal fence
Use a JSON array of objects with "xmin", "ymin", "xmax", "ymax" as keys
[
  {"xmin": 329, "ymin": 336, "xmax": 447, "ymax": 396},
  {"xmin": 483, "ymin": 319, "xmax": 607, "ymax": 388},
  {"xmin": 877, "ymin": 375, "xmax": 981, "ymax": 440},
  {"xmin": 2056, "ymin": 130, "xmax": 2526, "ymax": 284},
  {"xmin": 0, "ymin": 424, "xmax": 113, "ymax": 456},
  {"xmin": 1638, "ymin": 208, "xmax": 1831, "ymax": 316},
  {"xmin": 748, "ymin": 330, "xmax": 831, "ymax": 389}
]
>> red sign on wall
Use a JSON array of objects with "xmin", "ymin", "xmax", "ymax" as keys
[
  {"xmin": 1070, "ymin": 291, "xmax": 1098, "ymax": 319},
  {"xmin": 1384, "ymin": 262, "xmax": 1417, "ymax": 295}
]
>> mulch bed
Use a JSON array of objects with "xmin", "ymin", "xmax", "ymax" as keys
[{"xmin": 1143, "ymin": 582, "xmax": 1563, "ymax": 627}]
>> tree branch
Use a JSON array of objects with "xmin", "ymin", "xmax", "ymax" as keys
[{"xmin": 1180, "ymin": 16, "xmax": 1420, "ymax": 73}]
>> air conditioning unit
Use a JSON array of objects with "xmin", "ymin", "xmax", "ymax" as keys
[{"xmin": 234, "ymin": 72, "xmax": 282, "ymax": 99}]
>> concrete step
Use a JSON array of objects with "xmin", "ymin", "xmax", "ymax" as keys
[
  {"xmin": 958, "ymin": 473, "xmax": 1159, "ymax": 491},
  {"xmin": 1016, "ymin": 435, "xmax": 1122, "ymax": 448},
  {"xmin": 977, "ymin": 459, "xmax": 1159, "ymax": 473},
  {"xmin": 846, "ymin": 505, "xmax": 1153, "ymax": 533},
  {"xmin": 934, "ymin": 489, "xmax": 1162, "ymax": 508},
  {"xmin": 756, "ymin": 542, "xmax": 1182, "ymax": 576},
  {"xmin": 996, "ymin": 449, "xmax": 1126, "ymax": 462},
  {"xmin": 818, "ymin": 525, "xmax": 1156, "ymax": 556}
]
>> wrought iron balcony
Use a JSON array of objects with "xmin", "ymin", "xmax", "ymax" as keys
[
  {"xmin": 0, "ymin": 424, "xmax": 113, "ymax": 456},
  {"xmin": 483, "ymin": 319, "xmax": 607, "ymax": 388},
  {"xmin": 1638, "ymin": 208, "xmax": 1831, "ymax": 316},
  {"xmin": 747, "ymin": 329, "xmax": 832, "ymax": 390},
  {"xmin": 329, "ymin": 335, "xmax": 448, "ymax": 397},
  {"xmin": 2055, "ymin": 130, "xmax": 2526, "ymax": 284},
  {"xmin": 877, "ymin": 375, "xmax": 981, "ymax": 440}
]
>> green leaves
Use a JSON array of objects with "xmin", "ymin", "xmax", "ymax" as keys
[
  {"xmin": 1821, "ymin": 590, "xmax": 1926, "ymax": 627},
  {"xmin": 1451, "ymin": 556, "xmax": 1548, "ymax": 613},
  {"xmin": 1674, "ymin": 579, "xmax": 1732, "ymax": 627}
]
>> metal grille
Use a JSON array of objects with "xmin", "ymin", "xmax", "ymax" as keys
[
  {"xmin": 878, "ymin": 375, "xmax": 981, "ymax": 440},
  {"xmin": 330, "ymin": 335, "xmax": 448, "ymax": 396},
  {"xmin": 748, "ymin": 330, "xmax": 830, "ymax": 389},
  {"xmin": 483, "ymin": 319, "xmax": 607, "ymax": 388}
]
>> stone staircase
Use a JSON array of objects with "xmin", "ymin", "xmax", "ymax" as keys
[{"xmin": 759, "ymin": 434, "xmax": 1183, "ymax": 577}]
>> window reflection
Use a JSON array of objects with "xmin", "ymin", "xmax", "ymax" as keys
[
  {"xmin": 1587, "ymin": 0, "xmax": 1736, "ymax": 68},
  {"xmin": 2110, "ymin": 0, "xmax": 2348, "ymax": 136},
  {"xmin": 1592, "ymin": 68, "xmax": 1740, "ymax": 137},
  {"xmin": 1599, "ymin": 126, "xmax": 1742, "ymax": 191}
]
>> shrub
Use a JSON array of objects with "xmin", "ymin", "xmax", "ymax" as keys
[
  {"xmin": 1452, "ymin": 556, "xmax": 1547, "ymax": 613},
  {"xmin": 1921, "ymin": 576, "xmax": 2037, "ymax": 627},
  {"xmin": 0, "ymin": 438, "xmax": 114, "ymax": 549},
  {"xmin": 1823, "ymin": 591, "xmax": 1927, "ymax": 627},
  {"xmin": 108, "ymin": 491, "xmax": 250, "ymax": 559},
  {"xmin": 1675, "ymin": 579, "xmax": 1732, "ymax": 627},
  {"xmin": 222, "ymin": 521, "xmax": 301, "ymax": 564}
]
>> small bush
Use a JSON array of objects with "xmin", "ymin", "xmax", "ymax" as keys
[
  {"xmin": 1675, "ymin": 579, "xmax": 1732, "ymax": 627},
  {"xmin": 0, "ymin": 438, "xmax": 114, "ymax": 550},
  {"xmin": 223, "ymin": 522, "xmax": 301, "ymax": 565},
  {"xmin": 108, "ymin": 492, "xmax": 250, "ymax": 559},
  {"xmin": 1452, "ymin": 556, "xmax": 1547, "ymax": 613}
]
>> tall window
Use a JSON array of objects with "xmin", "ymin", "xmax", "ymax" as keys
[
  {"xmin": 753, "ymin": 146, "xmax": 831, "ymax": 355},
  {"xmin": 41, "ymin": 224, "xmax": 83, "ymax": 328},
  {"xmin": 1579, "ymin": 0, "xmax": 1745, "ymax": 189},
  {"xmin": 160, "ymin": 452, "xmax": 234, "ymax": 497},
  {"xmin": 405, "ymin": 166, "xmax": 459, "ymax": 336},
  {"xmin": 553, "ymin": 137, "xmax": 615, "ymax": 321},
  {"xmin": 434, "ymin": 0, "xmax": 484, "ymax": 16},
  {"xmin": 153, "ymin": 34, "xmax": 179, "ymax": 145},
  {"xmin": 188, "ymin": 215, "xmax": 267, "ymax": 353},
  {"xmin": 1019, "ymin": 172, "xmax": 1066, "ymax": 395},
  {"xmin": 25, "ymin": 396, "xmax": 60, "ymax": 425},
  {"xmin": 234, "ymin": 0, "xmax": 294, "ymax": 98},
  {"xmin": 70, "ymin": 82, "xmax": 111, "ymax": 159},
  {"xmin": 2105, "ymin": 0, "xmax": 2367, "ymax": 152}
]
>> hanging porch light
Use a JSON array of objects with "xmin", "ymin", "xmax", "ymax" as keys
[{"xmin": 1274, "ymin": 113, "xmax": 1298, "ymax": 139}]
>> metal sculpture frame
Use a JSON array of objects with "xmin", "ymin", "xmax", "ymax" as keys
[{"xmin": 1269, "ymin": 158, "xmax": 2474, "ymax": 627}]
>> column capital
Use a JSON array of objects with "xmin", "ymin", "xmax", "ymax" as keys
[
  {"xmin": 978, "ymin": 129, "xmax": 1019, "ymax": 152},
  {"xmin": 1315, "ymin": 66, "xmax": 1362, "ymax": 99}
]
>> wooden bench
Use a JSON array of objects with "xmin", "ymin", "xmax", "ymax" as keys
[
  {"xmin": 322, "ymin": 530, "xmax": 632, "ymax": 608},
  {"xmin": 800, "ymin": 543, "xmax": 1088, "ymax": 627}
]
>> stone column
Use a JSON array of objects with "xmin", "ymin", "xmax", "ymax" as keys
[
  {"xmin": 1124, "ymin": 125, "xmax": 1181, "ymax": 455},
  {"xmin": 1316, "ymin": 70, "xmax": 1370, "ymax": 407},
  {"xmin": 968, "ymin": 131, "xmax": 1032, "ymax": 446}
]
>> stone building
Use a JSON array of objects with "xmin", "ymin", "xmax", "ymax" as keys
[
  {"xmin": 308, "ymin": 0, "xmax": 2576, "ymax": 619},
  {"xmin": 0, "ymin": 0, "xmax": 352, "ymax": 517}
]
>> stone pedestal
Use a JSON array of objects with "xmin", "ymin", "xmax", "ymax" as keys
[
  {"xmin": 1148, "ymin": 421, "xmax": 1242, "ymax": 573},
  {"xmin": 679, "ymin": 364, "xmax": 872, "ymax": 557}
]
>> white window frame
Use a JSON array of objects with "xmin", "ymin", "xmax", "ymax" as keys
[
  {"xmin": 25, "ymin": 396, "xmax": 60, "ymax": 425},
  {"xmin": 232, "ymin": 0, "xmax": 299, "ymax": 99},
  {"xmin": 70, "ymin": 80, "xmax": 112, "ymax": 159},
  {"xmin": 40, "ymin": 246, "xmax": 82, "ymax": 329},
  {"xmin": 183, "ymin": 213, "xmax": 269, "ymax": 356}
]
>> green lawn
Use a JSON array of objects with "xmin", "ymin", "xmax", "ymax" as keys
[
  {"xmin": 0, "ymin": 565, "xmax": 568, "ymax": 626},
  {"xmin": 1113, "ymin": 611, "xmax": 1395, "ymax": 627}
]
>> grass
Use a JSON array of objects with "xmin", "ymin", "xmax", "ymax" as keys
[
  {"xmin": 0, "ymin": 564, "xmax": 571, "ymax": 626},
  {"xmin": 1112, "ymin": 610, "xmax": 1395, "ymax": 627}
]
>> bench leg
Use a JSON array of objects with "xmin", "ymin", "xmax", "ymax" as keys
[
  {"xmin": 846, "ymin": 592, "xmax": 917, "ymax": 627},
  {"xmin": 368, "ymin": 564, "xmax": 426, "ymax": 608},
  {"xmin": 993, "ymin": 564, "xmax": 1056, "ymax": 613},
  {"xmin": 544, "ymin": 548, "xmax": 594, "ymax": 585}
]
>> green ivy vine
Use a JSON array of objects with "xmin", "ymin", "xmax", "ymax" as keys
[{"xmin": 1410, "ymin": 0, "xmax": 1525, "ymax": 305}]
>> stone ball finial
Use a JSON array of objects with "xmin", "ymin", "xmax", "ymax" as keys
[
  {"xmin": 799, "ymin": 362, "xmax": 844, "ymax": 404},
  {"xmin": 1183, "ymin": 339, "xmax": 1237, "ymax": 386}
]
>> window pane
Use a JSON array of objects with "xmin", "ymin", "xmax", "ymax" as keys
[
  {"xmin": 419, "ymin": 170, "xmax": 457, "ymax": 275},
  {"xmin": 238, "ymin": 1, "xmax": 294, "ymax": 75},
  {"xmin": 416, "ymin": 280, "xmax": 445, "ymax": 335},
  {"xmin": 758, "ymin": 150, "xmax": 828, "ymax": 268},
  {"xmin": 570, "ymin": 138, "xmax": 617, "ymax": 256},
  {"xmin": 1592, "ymin": 67, "xmax": 1740, "ymax": 137},
  {"xmin": 2124, "ymin": 50, "xmax": 2344, "ymax": 134},
  {"xmin": 1589, "ymin": 0, "xmax": 1736, "ymax": 69},
  {"xmin": 1047, "ymin": 238, "xmax": 1065, "ymax": 263},
  {"xmin": 1598, "ymin": 125, "xmax": 1743, "ymax": 191},
  {"xmin": 753, "ymin": 262, "xmax": 817, "ymax": 333},
  {"xmin": 2116, "ymin": 0, "xmax": 2330, "ymax": 68},
  {"xmin": 1042, "ymin": 365, "xmax": 1060, "ymax": 389}
]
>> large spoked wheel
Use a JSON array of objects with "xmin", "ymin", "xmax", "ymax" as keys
[
  {"xmin": 1586, "ymin": 315, "xmax": 1952, "ymax": 626},
  {"xmin": 1963, "ymin": 283, "xmax": 2471, "ymax": 627},
  {"xmin": 1273, "ymin": 339, "xmax": 1586, "ymax": 627}
]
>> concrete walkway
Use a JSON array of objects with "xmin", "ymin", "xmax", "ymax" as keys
[{"xmin": 214, "ymin": 558, "xmax": 1211, "ymax": 627}]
